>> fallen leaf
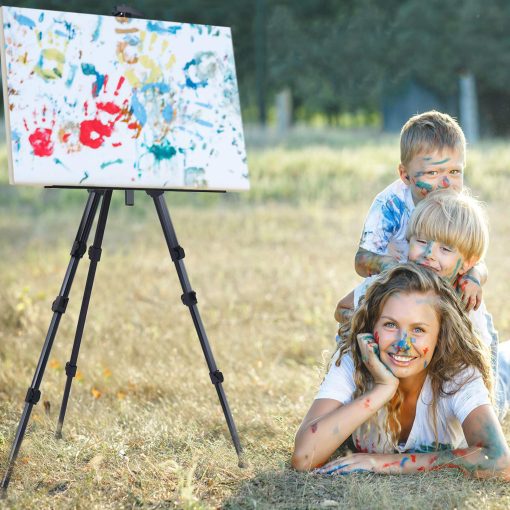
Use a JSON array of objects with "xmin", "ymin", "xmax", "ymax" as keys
[
  {"xmin": 91, "ymin": 388, "xmax": 102, "ymax": 399},
  {"xmin": 49, "ymin": 359, "xmax": 61, "ymax": 370}
]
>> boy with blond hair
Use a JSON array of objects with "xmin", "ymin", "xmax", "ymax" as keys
[{"xmin": 356, "ymin": 111, "xmax": 486, "ymax": 311}]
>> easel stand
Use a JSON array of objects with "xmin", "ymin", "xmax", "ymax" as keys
[{"xmin": 1, "ymin": 189, "xmax": 244, "ymax": 493}]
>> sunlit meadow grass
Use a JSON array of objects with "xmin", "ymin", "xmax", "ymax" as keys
[{"xmin": 0, "ymin": 128, "xmax": 510, "ymax": 509}]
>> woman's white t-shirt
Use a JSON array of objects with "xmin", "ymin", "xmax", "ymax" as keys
[{"xmin": 315, "ymin": 352, "xmax": 491, "ymax": 453}]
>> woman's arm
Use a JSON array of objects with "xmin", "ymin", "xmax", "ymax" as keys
[
  {"xmin": 292, "ymin": 384, "xmax": 396, "ymax": 471},
  {"xmin": 318, "ymin": 404, "xmax": 510, "ymax": 479},
  {"xmin": 292, "ymin": 335, "xmax": 398, "ymax": 471}
]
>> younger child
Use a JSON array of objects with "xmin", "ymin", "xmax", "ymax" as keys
[
  {"xmin": 356, "ymin": 111, "xmax": 485, "ymax": 311},
  {"xmin": 292, "ymin": 264, "xmax": 510, "ymax": 476}
]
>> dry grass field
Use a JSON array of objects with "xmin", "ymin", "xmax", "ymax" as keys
[{"xmin": 1, "ymin": 128, "xmax": 510, "ymax": 509}]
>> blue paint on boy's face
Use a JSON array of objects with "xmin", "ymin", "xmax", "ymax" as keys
[
  {"xmin": 408, "ymin": 236, "xmax": 468, "ymax": 282},
  {"xmin": 402, "ymin": 148, "xmax": 465, "ymax": 204},
  {"xmin": 430, "ymin": 158, "xmax": 450, "ymax": 166}
]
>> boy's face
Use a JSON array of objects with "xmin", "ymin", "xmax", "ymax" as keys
[
  {"xmin": 408, "ymin": 235, "xmax": 474, "ymax": 283},
  {"xmin": 399, "ymin": 147, "xmax": 465, "ymax": 205}
]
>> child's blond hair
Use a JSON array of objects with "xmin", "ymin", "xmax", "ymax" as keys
[
  {"xmin": 406, "ymin": 189, "xmax": 488, "ymax": 263},
  {"xmin": 400, "ymin": 111, "xmax": 466, "ymax": 166}
]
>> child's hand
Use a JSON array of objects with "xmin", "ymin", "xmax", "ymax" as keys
[
  {"xmin": 357, "ymin": 333, "xmax": 399, "ymax": 389},
  {"xmin": 457, "ymin": 271, "xmax": 483, "ymax": 312}
]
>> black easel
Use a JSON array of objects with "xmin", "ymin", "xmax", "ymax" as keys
[{"xmin": 1, "ymin": 189, "xmax": 244, "ymax": 493}]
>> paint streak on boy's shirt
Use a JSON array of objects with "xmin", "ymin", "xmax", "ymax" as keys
[{"xmin": 359, "ymin": 179, "xmax": 415, "ymax": 262}]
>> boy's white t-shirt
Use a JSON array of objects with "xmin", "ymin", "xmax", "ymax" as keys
[
  {"xmin": 315, "ymin": 352, "xmax": 490, "ymax": 453},
  {"xmin": 359, "ymin": 179, "xmax": 415, "ymax": 262}
]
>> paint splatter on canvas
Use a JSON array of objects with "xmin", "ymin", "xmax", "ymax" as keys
[{"xmin": 0, "ymin": 6, "xmax": 249, "ymax": 190}]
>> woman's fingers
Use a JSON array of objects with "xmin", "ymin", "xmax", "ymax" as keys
[
  {"xmin": 357, "ymin": 333, "xmax": 398, "ymax": 387},
  {"xmin": 317, "ymin": 454, "xmax": 374, "ymax": 475},
  {"xmin": 317, "ymin": 454, "xmax": 353, "ymax": 474},
  {"xmin": 357, "ymin": 333, "xmax": 373, "ymax": 363}
]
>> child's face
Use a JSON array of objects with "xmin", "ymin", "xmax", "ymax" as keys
[
  {"xmin": 408, "ymin": 235, "xmax": 473, "ymax": 283},
  {"xmin": 373, "ymin": 291, "xmax": 440, "ymax": 378},
  {"xmin": 399, "ymin": 147, "xmax": 465, "ymax": 205}
]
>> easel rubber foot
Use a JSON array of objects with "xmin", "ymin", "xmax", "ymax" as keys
[
  {"xmin": 55, "ymin": 421, "xmax": 63, "ymax": 439},
  {"xmin": 237, "ymin": 455, "xmax": 248, "ymax": 469}
]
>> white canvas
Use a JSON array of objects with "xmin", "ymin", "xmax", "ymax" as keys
[{"xmin": 0, "ymin": 6, "xmax": 249, "ymax": 190}]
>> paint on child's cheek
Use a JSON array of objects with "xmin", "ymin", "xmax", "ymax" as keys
[
  {"xmin": 423, "ymin": 242, "xmax": 433, "ymax": 258},
  {"xmin": 374, "ymin": 331, "xmax": 380, "ymax": 344},
  {"xmin": 439, "ymin": 176, "xmax": 450, "ymax": 188},
  {"xmin": 415, "ymin": 180, "xmax": 434, "ymax": 196},
  {"xmin": 423, "ymin": 346, "xmax": 429, "ymax": 356},
  {"xmin": 424, "ymin": 360, "xmax": 428, "ymax": 368},
  {"xmin": 448, "ymin": 258, "xmax": 463, "ymax": 282}
]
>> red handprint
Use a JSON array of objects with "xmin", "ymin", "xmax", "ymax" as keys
[
  {"xmin": 24, "ymin": 106, "xmax": 56, "ymax": 157},
  {"xmin": 79, "ymin": 76, "xmax": 129, "ymax": 149}
]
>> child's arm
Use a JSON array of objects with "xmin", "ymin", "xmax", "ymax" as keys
[
  {"xmin": 292, "ymin": 334, "xmax": 399, "ymax": 471},
  {"xmin": 318, "ymin": 405, "xmax": 510, "ymax": 479},
  {"xmin": 355, "ymin": 247, "xmax": 399, "ymax": 278},
  {"xmin": 458, "ymin": 260, "xmax": 488, "ymax": 312},
  {"xmin": 334, "ymin": 291, "xmax": 354, "ymax": 323}
]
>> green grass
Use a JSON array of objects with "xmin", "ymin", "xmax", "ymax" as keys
[{"xmin": 0, "ymin": 129, "xmax": 510, "ymax": 509}]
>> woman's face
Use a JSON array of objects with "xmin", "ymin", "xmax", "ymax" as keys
[{"xmin": 373, "ymin": 291, "xmax": 440, "ymax": 378}]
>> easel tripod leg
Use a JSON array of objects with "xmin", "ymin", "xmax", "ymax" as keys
[
  {"xmin": 1, "ymin": 190, "xmax": 102, "ymax": 493},
  {"xmin": 147, "ymin": 190, "xmax": 244, "ymax": 466},
  {"xmin": 56, "ymin": 189, "xmax": 113, "ymax": 439}
]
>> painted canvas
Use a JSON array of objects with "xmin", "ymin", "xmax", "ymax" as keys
[{"xmin": 0, "ymin": 6, "xmax": 249, "ymax": 190}]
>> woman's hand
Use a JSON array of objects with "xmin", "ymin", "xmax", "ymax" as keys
[
  {"xmin": 317, "ymin": 452, "xmax": 397, "ymax": 475},
  {"xmin": 357, "ymin": 333, "xmax": 399, "ymax": 389}
]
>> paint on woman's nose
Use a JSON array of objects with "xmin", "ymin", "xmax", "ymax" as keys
[{"xmin": 392, "ymin": 331, "xmax": 414, "ymax": 352}]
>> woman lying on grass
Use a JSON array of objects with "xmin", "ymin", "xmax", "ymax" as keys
[{"xmin": 292, "ymin": 263, "xmax": 510, "ymax": 478}]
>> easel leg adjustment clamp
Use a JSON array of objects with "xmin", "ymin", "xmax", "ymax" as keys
[
  {"xmin": 52, "ymin": 296, "xmax": 69, "ymax": 314},
  {"xmin": 210, "ymin": 370, "xmax": 224, "ymax": 384},
  {"xmin": 88, "ymin": 246, "xmax": 102, "ymax": 262},
  {"xmin": 65, "ymin": 362, "xmax": 78, "ymax": 378},
  {"xmin": 25, "ymin": 388, "xmax": 41, "ymax": 405},
  {"xmin": 181, "ymin": 291, "xmax": 197, "ymax": 306},
  {"xmin": 71, "ymin": 240, "xmax": 87, "ymax": 258},
  {"xmin": 170, "ymin": 245, "xmax": 185, "ymax": 261}
]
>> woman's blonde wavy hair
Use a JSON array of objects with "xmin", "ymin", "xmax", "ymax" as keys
[{"xmin": 336, "ymin": 262, "xmax": 493, "ymax": 448}]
